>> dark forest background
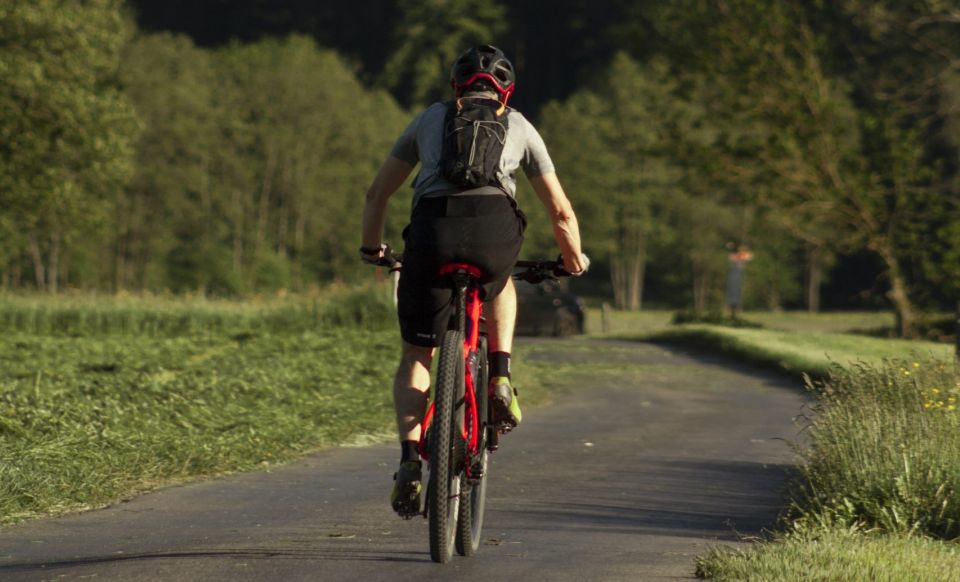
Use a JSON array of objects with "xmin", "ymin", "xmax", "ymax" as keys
[{"xmin": 3, "ymin": 0, "xmax": 959, "ymax": 336}]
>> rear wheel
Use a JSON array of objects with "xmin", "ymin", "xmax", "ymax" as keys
[
  {"xmin": 456, "ymin": 337, "xmax": 489, "ymax": 556},
  {"xmin": 428, "ymin": 330, "xmax": 465, "ymax": 564}
]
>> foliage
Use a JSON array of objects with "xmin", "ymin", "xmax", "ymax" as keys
[
  {"xmin": 0, "ymin": 0, "xmax": 140, "ymax": 292},
  {"xmin": 1, "ymin": 0, "xmax": 959, "ymax": 323},
  {"xmin": 379, "ymin": 0, "xmax": 507, "ymax": 108}
]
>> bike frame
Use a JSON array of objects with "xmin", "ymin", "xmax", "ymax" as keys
[{"xmin": 417, "ymin": 262, "xmax": 486, "ymax": 476}]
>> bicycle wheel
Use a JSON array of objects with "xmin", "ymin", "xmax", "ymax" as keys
[
  {"xmin": 428, "ymin": 329, "xmax": 465, "ymax": 563},
  {"xmin": 456, "ymin": 336, "xmax": 489, "ymax": 556}
]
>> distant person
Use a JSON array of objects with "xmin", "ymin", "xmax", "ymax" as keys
[
  {"xmin": 359, "ymin": 45, "xmax": 588, "ymax": 516},
  {"xmin": 726, "ymin": 243, "xmax": 753, "ymax": 318}
]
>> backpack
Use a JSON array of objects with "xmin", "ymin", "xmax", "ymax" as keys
[{"xmin": 440, "ymin": 98, "xmax": 509, "ymax": 189}]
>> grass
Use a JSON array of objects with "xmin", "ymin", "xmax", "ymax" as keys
[
  {"xmin": 696, "ymin": 528, "xmax": 960, "ymax": 581},
  {"xmin": 631, "ymin": 325, "xmax": 953, "ymax": 378},
  {"xmin": 0, "ymin": 289, "xmax": 570, "ymax": 525},
  {"xmin": 0, "ymin": 327, "xmax": 400, "ymax": 523},
  {"xmin": 746, "ymin": 310, "xmax": 896, "ymax": 334},
  {"xmin": 793, "ymin": 360, "xmax": 960, "ymax": 539},
  {"xmin": 0, "ymin": 285, "xmax": 397, "ymax": 336},
  {"xmin": 583, "ymin": 307, "xmax": 672, "ymax": 335}
]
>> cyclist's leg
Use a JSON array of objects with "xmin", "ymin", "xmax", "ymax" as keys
[
  {"xmin": 486, "ymin": 277, "xmax": 516, "ymax": 354},
  {"xmin": 393, "ymin": 342, "xmax": 434, "ymax": 441}
]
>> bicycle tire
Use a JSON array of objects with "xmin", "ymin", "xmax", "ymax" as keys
[
  {"xmin": 456, "ymin": 336, "xmax": 489, "ymax": 556},
  {"xmin": 428, "ymin": 329, "xmax": 465, "ymax": 563}
]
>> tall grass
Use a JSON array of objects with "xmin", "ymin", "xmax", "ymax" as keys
[
  {"xmin": 0, "ymin": 285, "xmax": 396, "ymax": 336},
  {"xmin": 794, "ymin": 359, "xmax": 960, "ymax": 538}
]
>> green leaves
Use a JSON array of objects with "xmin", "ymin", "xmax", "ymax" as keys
[
  {"xmin": 379, "ymin": 0, "xmax": 507, "ymax": 107},
  {"xmin": 0, "ymin": 0, "xmax": 139, "ymax": 290}
]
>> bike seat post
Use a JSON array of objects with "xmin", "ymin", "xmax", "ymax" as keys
[{"xmin": 451, "ymin": 271, "xmax": 472, "ymax": 333}]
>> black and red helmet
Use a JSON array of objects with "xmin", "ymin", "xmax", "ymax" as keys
[{"xmin": 450, "ymin": 45, "xmax": 516, "ymax": 103}]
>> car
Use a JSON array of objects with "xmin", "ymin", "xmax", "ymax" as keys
[{"xmin": 515, "ymin": 280, "xmax": 585, "ymax": 337}]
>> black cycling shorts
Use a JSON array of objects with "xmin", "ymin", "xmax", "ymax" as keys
[{"xmin": 397, "ymin": 194, "xmax": 525, "ymax": 347}]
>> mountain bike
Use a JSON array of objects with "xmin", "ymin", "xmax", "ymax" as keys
[{"xmin": 374, "ymin": 249, "xmax": 574, "ymax": 563}]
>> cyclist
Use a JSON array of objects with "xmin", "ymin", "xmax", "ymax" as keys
[{"xmin": 359, "ymin": 45, "xmax": 588, "ymax": 516}]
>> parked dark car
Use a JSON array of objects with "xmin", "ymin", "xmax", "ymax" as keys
[{"xmin": 515, "ymin": 280, "xmax": 585, "ymax": 337}]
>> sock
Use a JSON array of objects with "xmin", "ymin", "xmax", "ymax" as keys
[
  {"xmin": 400, "ymin": 440, "xmax": 419, "ymax": 463},
  {"xmin": 490, "ymin": 351, "xmax": 511, "ymax": 380}
]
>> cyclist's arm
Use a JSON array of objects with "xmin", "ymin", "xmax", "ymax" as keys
[
  {"xmin": 361, "ymin": 156, "xmax": 414, "ymax": 249},
  {"xmin": 529, "ymin": 172, "xmax": 587, "ymax": 274}
]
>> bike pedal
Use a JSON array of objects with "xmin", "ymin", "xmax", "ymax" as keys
[{"xmin": 495, "ymin": 421, "xmax": 515, "ymax": 435}]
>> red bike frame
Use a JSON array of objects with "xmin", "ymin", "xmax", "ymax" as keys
[{"xmin": 417, "ymin": 262, "xmax": 485, "ymax": 474}]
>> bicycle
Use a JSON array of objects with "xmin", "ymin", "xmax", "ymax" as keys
[{"xmin": 372, "ymin": 249, "xmax": 576, "ymax": 563}]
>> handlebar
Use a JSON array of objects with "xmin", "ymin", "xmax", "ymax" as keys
[
  {"xmin": 365, "ymin": 245, "xmax": 582, "ymax": 283},
  {"xmin": 513, "ymin": 259, "xmax": 573, "ymax": 284}
]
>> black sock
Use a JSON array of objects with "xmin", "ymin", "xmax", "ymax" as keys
[
  {"xmin": 490, "ymin": 351, "xmax": 511, "ymax": 379},
  {"xmin": 400, "ymin": 440, "xmax": 419, "ymax": 463}
]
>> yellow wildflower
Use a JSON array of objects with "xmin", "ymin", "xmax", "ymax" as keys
[
  {"xmin": 949, "ymin": 405, "xmax": 957, "ymax": 411},
  {"xmin": 912, "ymin": 362, "xmax": 920, "ymax": 369},
  {"xmin": 932, "ymin": 388, "xmax": 940, "ymax": 395}
]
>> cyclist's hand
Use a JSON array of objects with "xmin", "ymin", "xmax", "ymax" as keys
[
  {"xmin": 558, "ymin": 253, "xmax": 590, "ymax": 276},
  {"xmin": 360, "ymin": 243, "xmax": 386, "ymax": 265}
]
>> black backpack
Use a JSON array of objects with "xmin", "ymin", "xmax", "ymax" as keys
[{"xmin": 440, "ymin": 99, "xmax": 509, "ymax": 189}]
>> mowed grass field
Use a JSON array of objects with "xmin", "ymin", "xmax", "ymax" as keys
[{"xmin": 0, "ymin": 291, "xmax": 565, "ymax": 524}]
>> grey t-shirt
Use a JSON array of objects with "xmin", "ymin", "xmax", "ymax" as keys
[{"xmin": 390, "ymin": 102, "xmax": 555, "ymax": 210}]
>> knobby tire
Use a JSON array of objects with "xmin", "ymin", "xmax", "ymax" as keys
[
  {"xmin": 429, "ymin": 330, "xmax": 465, "ymax": 563},
  {"xmin": 456, "ymin": 336, "xmax": 489, "ymax": 556}
]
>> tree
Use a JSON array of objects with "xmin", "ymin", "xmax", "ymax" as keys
[
  {"xmin": 0, "ymin": 0, "xmax": 139, "ymax": 292},
  {"xmin": 119, "ymin": 33, "xmax": 220, "ymax": 292},
  {"xmin": 540, "ymin": 54, "xmax": 695, "ymax": 310},
  {"xmin": 380, "ymin": 0, "xmax": 507, "ymax": 108},
  {"xmin": 649, "ymin": 0, "xmax": 957, "ymax": 334}
]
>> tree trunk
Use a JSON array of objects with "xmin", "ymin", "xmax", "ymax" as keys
[
  {"xmin": 628, "ymin": 237, "xmax": 646, "ymax": 311},
  {"xmin": 231, "ymin": 189, "xmax": 244, "ymax": 278},
  {"xmin": 27, "ymin": 233, "xmax": 46, "ymax": 291},
  {"xmin": 874, "ymin": 242, "xmax": 914, "ymax": 337},
  {"xmin": 293, "ymin": 205, "xmax": 306, "ymax": 291},
  {"xmin": 48, "ymin": 231, "xmax": 61, "ymax": 293},
  {"xmin": 610, "ymin": 259, "xmax": 627, "ymax": 310},
  {"xmin": 254, "ymin": 150, "xmax": 276, "ymax": 262},
  {"xmin": 691, "ymin": 256, "xmax": 710, "ymax": 311}
]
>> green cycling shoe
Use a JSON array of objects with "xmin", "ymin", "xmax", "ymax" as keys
[{"xmin": 490, "ymin": 376, "xmax": 522, "ymax": 431}]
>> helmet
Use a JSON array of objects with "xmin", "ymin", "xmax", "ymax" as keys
[{"xmin": 450, "ymin": 45, "xmax": 516, "ymax": 103}]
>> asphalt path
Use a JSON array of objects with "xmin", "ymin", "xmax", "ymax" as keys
[{"xmin": 0, "ymin": 340, "xmax": 807, "ymax": 581}]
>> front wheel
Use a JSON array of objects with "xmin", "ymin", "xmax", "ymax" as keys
[{"xmin": 428, "ymin": 330, "xmax": 465, "ymax": 564}]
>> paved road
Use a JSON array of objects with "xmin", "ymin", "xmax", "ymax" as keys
[{"xmin": 0, "ymin": 340, "xmax": 807, "ymax": 581}]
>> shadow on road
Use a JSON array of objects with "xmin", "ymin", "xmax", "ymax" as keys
[
  {"xmin": 0, "ymin": 547, "xmax": 431, "ymax": 574},
  {"xmin": 501, "ymin": 459, "xmax": 795, "ymax": 541}
]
